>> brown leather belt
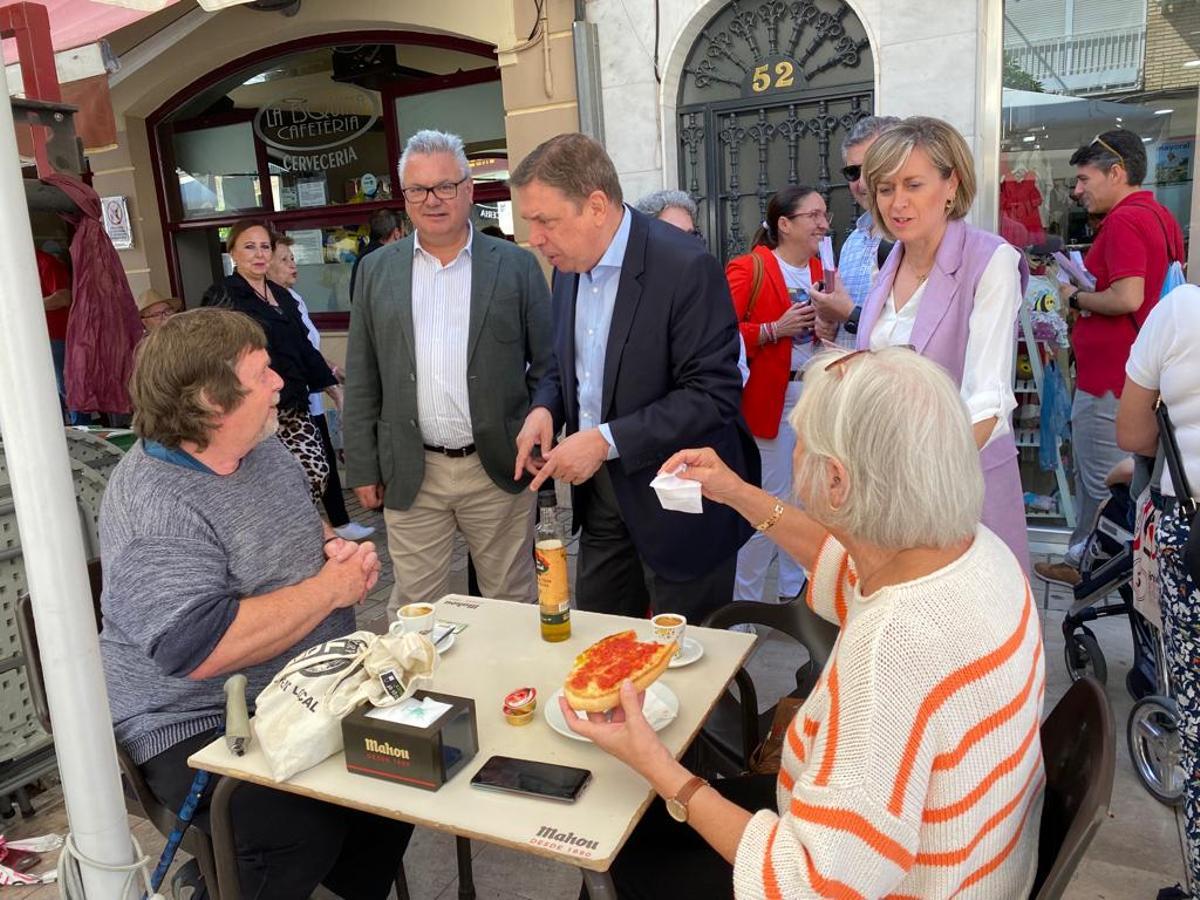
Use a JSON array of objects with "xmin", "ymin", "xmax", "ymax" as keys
[{"xmin": 423, "ymin": 443, "xmax": 476, "ymax": 458}]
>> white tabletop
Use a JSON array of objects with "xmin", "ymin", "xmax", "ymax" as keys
[{"xmin": 189, "ymin": 594, "xmax": 755, "ymax": 871}]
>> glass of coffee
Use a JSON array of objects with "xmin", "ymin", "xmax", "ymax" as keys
[{"xmin": 651, "ymin": 613, "xmax": 687, "ymax": 657}]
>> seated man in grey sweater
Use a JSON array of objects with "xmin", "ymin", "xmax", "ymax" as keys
[{"xmin": 99, "ymin": 308, "xmax": 410, "ymax": 898}]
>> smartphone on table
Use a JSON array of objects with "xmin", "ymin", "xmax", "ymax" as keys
[{"xmin": 470, "ymin": 755, "xmax": 592, "ymax": 802}]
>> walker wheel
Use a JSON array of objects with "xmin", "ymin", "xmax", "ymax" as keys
[{"xmin": 1063, "ymin": 626, "xmax": 1107, "ymax": 685}]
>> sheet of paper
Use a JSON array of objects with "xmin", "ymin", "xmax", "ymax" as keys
[
  {"xmin": 366, "ymin": 695, "xmax": 453, "ymax": 727},
  {"xmin": 819, "ymin": 235, "xmax": 836, "ymax": 274},
  {"xmin": 1052, "ymin": 251, "xmax": 1095, "ymax": 291}
]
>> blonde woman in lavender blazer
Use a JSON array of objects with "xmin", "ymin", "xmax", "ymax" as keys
[{"xmin": 856, "ymin": 117, "xmax": 1030, "ymax": 570}]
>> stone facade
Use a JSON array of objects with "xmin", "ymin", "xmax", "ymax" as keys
[{"xmin": 585, "ymin": 0, "xmax": 1005, "ymax": 230}]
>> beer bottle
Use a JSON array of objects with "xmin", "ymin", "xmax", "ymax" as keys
[{"xmin": 535, "ymin": 487, "xmax": 571, "ymax": 642}]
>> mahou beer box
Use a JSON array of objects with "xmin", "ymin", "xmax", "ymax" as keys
[{"xmin": 342, "ymin": 690, "xmax": 478, "ymax": 791}]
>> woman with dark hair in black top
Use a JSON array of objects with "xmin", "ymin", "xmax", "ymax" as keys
[{"xmin": 201, "ymin": 219, "xmax": 338, "ymax": 504}]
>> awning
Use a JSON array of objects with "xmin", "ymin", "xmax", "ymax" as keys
[{"xmin": 1, "ymin": 0, "xmax": 186, "ymax": 62}]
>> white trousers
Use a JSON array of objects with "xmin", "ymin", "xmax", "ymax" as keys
[{"xmin": 734, "ymin": 380, "xmax": 806, "ymax": 602}]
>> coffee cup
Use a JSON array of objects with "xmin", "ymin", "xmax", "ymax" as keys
[
  {"xmin": 391, "ymin": 602, "xmax": 436, "ymax": 637},
  {"xmin": 651, "ymin": 613, "xmax": 687, "ymax": 657}
]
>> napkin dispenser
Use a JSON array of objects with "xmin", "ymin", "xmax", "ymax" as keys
[{"xmin": 342, "ymin": 690, "xmax": 478, "ymax": 791}]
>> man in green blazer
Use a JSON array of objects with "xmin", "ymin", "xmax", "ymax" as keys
[{"xmin": 344, "ymin": 129, "xmax": 552, "ymax": 611}]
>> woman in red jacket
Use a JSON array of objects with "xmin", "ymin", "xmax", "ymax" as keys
[{"xmin": 727, "ymin": 185, "xmax": 826, "ymax": 605}]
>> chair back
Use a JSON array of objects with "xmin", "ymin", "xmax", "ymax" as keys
[
  {"xmin": 699, "ymin": 596, "xmax": 839, "ymax": 772},
  {"xmin": 1032, "ymin": 676, "xmax": 1115, "ymax": 899},
  {"xmin": 17, "ymin": 559, "xmax": 224, "ymax": 899}
]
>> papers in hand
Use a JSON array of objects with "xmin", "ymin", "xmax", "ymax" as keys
[
  {"xmin": 819, "ymin": 236, "xmax": 837, "ymax": 275},
  {"xmin": 1052, "ymin": 251, "xmax": 1096, "ymax": 291},
  {"xmin": 650, "ymin": 467, "xmax": 703, "ymax": 514}
]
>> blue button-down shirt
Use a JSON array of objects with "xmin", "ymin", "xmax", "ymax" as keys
[
  {"xmin": 575, "ymin": 207, "xmax": 632, "ymax": 458},
  {"xmin": 839, "ymin": 211, "xmax": 882, "ymax": 308}
]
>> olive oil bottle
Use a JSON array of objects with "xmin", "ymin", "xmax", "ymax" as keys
[{"xmin": 535, "ymin": 488, "xmax": 571, "ymax": 642}]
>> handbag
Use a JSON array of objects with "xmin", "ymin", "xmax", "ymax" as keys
[
  {"xmin": 741, "ymin": 252, "xmax": 766, "ymax": 323},
  {"xmin": 747, "ymin": 696, "xmax": 804, "ymax": 775},
  {"xmin": 1153, "ymin": 399, "xmax": 1200, "ymax": 585}
]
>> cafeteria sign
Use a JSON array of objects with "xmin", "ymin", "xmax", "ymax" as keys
[{"xmin": 254, "ymin": 86, "xmax": 380, "ymax": 174}]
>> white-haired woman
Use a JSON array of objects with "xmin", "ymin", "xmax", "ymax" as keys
[{"xmin": 568, "ymin": 347, "xmax": 1045, "ymax": 899}]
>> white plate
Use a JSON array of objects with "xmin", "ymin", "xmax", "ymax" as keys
[
  {"xmin": 667, "ymin": 637, "xmax": 704, "ymax": 669},
  {"xmin": 434, "ymin": 633, "xmax": 455, "ymax": 654},
  {"xmin": 544, "ymin": 683, "xmax": 679, "ymax": 742}
]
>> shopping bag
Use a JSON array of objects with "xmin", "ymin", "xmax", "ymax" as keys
[
  {"xmin": 1161, "ymin": 261, "xmax": 1186, "ymax": 299},
  {"xmin": 1039, "ymin": 361, "xmax": 1072, "ymax": 471},
  {"xmin": 253, "ymin": 630, "xmax": 438, "ymax": 781}
]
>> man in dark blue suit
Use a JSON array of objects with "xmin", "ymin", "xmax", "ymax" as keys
[{"xmin": 512, "ymin": 133, "xmax": 759, "ymax": 621}]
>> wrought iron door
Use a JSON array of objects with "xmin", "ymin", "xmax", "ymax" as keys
[{"xmin": 678, "ymin": 0, "xmax": 875, "ymax": 262}]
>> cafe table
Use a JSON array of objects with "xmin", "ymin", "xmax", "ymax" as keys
[{"xmin": 189, "ymin": 594, "xmax": 756, "ymax": 899}]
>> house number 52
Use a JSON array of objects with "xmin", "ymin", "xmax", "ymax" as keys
[{"xmin": 751, "ymin": 60, "xmax": 796, "ymax": 92}]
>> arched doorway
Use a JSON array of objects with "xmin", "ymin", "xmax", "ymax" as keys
[{"xmin": 677, "ymin": 1, "xmax": 875, "ymax": 261}]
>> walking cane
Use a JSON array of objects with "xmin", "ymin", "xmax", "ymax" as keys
[{"xmin": 141, "ymin": 674, "xmax": 249, "ymax": 899}]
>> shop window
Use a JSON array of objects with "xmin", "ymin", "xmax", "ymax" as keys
[
  {"xmin": 1000, "ymin": 0, "xmax": 1200, "ymax": 529},
  {"xmin": 394, "ymin": 79, "xmax": 505, "ymax": 150},
  {"xmin": 173, "ymin": 122, "xmax": 261, "ymax": 219}
]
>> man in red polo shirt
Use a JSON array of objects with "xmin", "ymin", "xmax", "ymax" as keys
[
  {"xmin": 37, "ymin": 247, "xmax": 78, "ymax": 424},
  {"xmin": 1036, "ymin": 130, "xmax": 1184, "ymax": 587}
]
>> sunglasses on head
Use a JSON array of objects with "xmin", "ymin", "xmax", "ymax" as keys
[
  {"xmin": 1090, "ymin": 134, "xmax": 1124, "ymax": 166},
  {"xmin": 841, "ymin": 164, "xmax": 862, "ymax": 182},
  {"xmin": 819, "ymin": 345, "xmax": 917, "ymax": 380}
]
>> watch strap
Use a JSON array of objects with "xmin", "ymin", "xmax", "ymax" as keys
[{"xmin": 673, "ymin": 775, "xmax": 709, "ymax": 811}]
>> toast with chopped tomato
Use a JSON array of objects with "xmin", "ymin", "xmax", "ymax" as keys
[{"xmin": 563, "ymin": 630, "xmax": 676, "ymax": 713}]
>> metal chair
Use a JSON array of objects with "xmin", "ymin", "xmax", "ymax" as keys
[
  {"xmin": 16, "ymin": 564, "xmax": 222, "ymax": 899},
  {"xmin": 1031, "ymin": 676, "xmax": 1116, "ymax": 899},
  {"xmin": 696, "ymin": 593, "xmax": 838, "ymax": 776}
]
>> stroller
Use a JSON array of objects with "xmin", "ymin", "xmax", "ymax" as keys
[{"xmin": 1060, "ymin": 470, "xmax": 1184, "ymax": 806}]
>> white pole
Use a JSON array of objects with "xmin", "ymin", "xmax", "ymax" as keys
[{"xmin": 0, "ymin": 100, "xmax": 137, "ymax": 896}]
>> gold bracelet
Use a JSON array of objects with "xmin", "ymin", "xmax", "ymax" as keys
[{"xmin": 753, "ymin": 498, "xmax": 785, "ymax": 533}]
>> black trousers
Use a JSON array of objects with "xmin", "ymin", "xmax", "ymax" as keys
[
  {"xmin": 141, "ymin": 730, "xmax": 412, "ymax": 900},
  {"xmin": 313, "ymin": 412, "xmax": 351, "ymax": 527},
  {"xmin": 582, "ymin": 774, "xmax": 777, "ymax": 900},
  {"xmin": 576, "ymin": 466, "xmax": 737, "ymax": 622}
]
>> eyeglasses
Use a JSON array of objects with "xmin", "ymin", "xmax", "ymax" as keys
[
  {"xmin": 401, "ymin": 176, "xmax": 468, "ymax": 204},
  {"xmin": 821, "ymin": 344, "xmax": 916, "ymax": 378},
  {"xmin": 140, "ymin": 309, "xmax": 173, "ymax": 321},
  {"xmin": 786, "ymin": 210, "xmax": 834, "ymax": 226},
  {"xmin": 841, "ymin": 164, "xmax": 862, "ymax": 182},
  {"xmin": 1090, "ymin": 134, "xmax": 1125, "ymax": 166}
]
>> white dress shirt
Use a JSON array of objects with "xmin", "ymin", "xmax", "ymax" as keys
[
  {"xmin": 869, "ymin": 242, "xmax": 1021, "ymax": 446},
  {"xmin": 412, "ymin": 226, "xmax": 474, "ymax": 449},
  {"xmin": 575, "ymin": 208, "xmax": 632, "ymax": 458}
]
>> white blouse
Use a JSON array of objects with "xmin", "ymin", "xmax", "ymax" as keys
[{"xmin": 869, "ymin": 243, "xmax": 1021, "ymax": 447}]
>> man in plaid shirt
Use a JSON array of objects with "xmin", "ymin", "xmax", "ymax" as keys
[{"xmin": 811, "ymin": 115, "xmax": 900, "ymax": 345}]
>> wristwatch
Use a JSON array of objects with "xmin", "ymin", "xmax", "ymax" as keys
[
  {"xmin": 1068, "ymin": 288, "xmax": 1082, "ymax": 311},
  {"xmin": 844, "ymin": 305, "xmax": 863, "ymax": 335},
  {"xmin": 666, "ymin": 775, "xmax": 709, "ymax": 823}
]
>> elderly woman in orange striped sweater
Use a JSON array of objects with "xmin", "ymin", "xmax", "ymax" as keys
[{"xmin": 566, "ymin": 346, "xmax": 1045, "ymax": 899}]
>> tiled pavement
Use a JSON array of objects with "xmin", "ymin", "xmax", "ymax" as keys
[{"xmin": 4, "ymin": 489, "xmax": 1188, "ymax": 899}]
